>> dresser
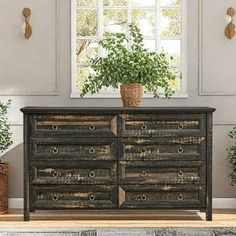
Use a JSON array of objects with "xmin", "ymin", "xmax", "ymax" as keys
[{"xmin": 21, "ymin": 107, "xmax": 215, "ymax": 221}]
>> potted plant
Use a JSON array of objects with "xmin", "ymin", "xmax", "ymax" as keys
[
  {"xmin": 81, "ymin": 24, "xmax": 177, "ymax": 107},
  {"xmin": 0, "ymin": 100, "xmax": 12, "ymax": 214}
]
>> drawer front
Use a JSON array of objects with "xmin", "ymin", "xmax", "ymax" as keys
[
  {"xmin": 30, "ymin": 161, "xmax": 117, "ymax": 185},
  {"xmin": 119, "ymin": 185, "xmax": 205, "ymax": 208},
  {"xmin": 31, "ymin": 138, "xmax": 117, "ymax": 161},
  {"xmin": 118, "ymin": 161, "xmax": 205, "ymax": 185},
  {"xmin": 119, "ymin": 114, "xmax": 206, "ymax": 137},
  {"xmin": 119, "ymin": 137, "xmax": 206, "ymax": 161},
  {"xmin": 31, "ymin": 185, "xmax": 117, "ymax": 209},
  {"xmin": 31, "ymin": 114, "xmax": 117, "ymax": 137}
]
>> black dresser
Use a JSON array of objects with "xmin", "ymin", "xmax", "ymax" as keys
[{"xmin": 21, "ymin": 107, "xmax": 215, "ymax": 221}]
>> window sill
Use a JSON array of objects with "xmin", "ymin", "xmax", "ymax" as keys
[{"xmin": 70, "ymin": 92, "xmax": 188, "ymax": 99}]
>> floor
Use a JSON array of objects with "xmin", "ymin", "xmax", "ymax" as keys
[{"xmin": 0, "ymin": 209, "xmax": 236, "ymax": 227}]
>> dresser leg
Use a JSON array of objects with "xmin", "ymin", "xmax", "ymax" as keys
[
  {"xmin": 24, "ymin": 211, "xmax": 30, "ymax": 221},
  {"xmin": 206, "ymin": 209, "xmax": 212, "ymax": 221}
]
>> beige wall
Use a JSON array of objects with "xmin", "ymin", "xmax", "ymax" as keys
[{"xmin": 0, "ymin": 0, "xmax": 236, "ymax": 198}]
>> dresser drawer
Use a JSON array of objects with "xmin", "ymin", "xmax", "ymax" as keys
[
  {"xmin": 118, "ymin": 161, "xmax": 205, "ymax": 185},
  {"xmin": 31, "ymin": 185, "xmax": 117, "ymax": 209},
  {"xmin": 31, "ymin": 114, "xmax": 117, "ymax": 137},
  {"xmin": 119, "ymin": 137, "xmax": 206, "ymax": 161},
  {"xmin": 30, "ymin": 161, "xmax": 117, "ymax": 185},
  {"xmin": 119, "ymin": 114, "xmax": 206, "ymax": 137},
  {"xmin": 118, "ymin": 185, "xmax": 205, "ymax": 208},
  {"xmin": 31, "ymin": 138, "xmax": 117, "ymax": 161}
]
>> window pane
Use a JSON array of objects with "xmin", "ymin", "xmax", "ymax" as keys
[
  {"xmin": 171, "ymin": 68, "xmax": 182, "ymax": 91},
  {"xmin": 160, "ymin": 40, "xmax": 181, "ymax": 65},
  {"xmin": 143, "ymin": 40, "xmax": 156, "ymax": 52},
  {"xmin": 77, "ymin": 10, "xmax": 97, "ymax": 36},
  {"xmin": 103, "ymin": 0, "xmax": 127, "ymax": 6},
  {"xmin": 160, "ymin": 0, "xmax": 181, "ymax": 7},
  {"xmin": 104, "ymin": 9, "xmax": 128, "ymax": 33},
  {"xmin": 132, "ymin": 10, "xmax": 155, "ymax": 37},
  {"xmin": 77, "ymin": 40, "xmax": 98, "ymax": 65},
  {"xmin": 131, "ymin": 0, "xmax": 155, "ymax": 7},
  {"xmin": 76, "ymin": 67, "xmax": 91, "ymax": 92},
  {"xmin": 77, "ymin": 0, "xmax": 97, "ymax": 6},
  {"xmin": 160, "ymin": 8, "xmax": 181, "ymax": 37}
]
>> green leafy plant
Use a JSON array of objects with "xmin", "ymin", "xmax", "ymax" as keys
[
  {"xmin": 81, "ymin": 24, "xmax": 177, "ymax": 98},
  {"xmin": 226, "ymin": 127, "xmax": 236, "ymax": 185},
  {"xmin": 0, "ymin": 100, "xmax": 12, "ymax": 163}
]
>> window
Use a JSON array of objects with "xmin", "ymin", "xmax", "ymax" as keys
[{"xmin": 71, "ymin": 0, "xmax": 187, "ymax": 98}]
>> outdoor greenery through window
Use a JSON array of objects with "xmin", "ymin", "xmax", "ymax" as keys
[{"xmin": 72, "ymin": 0, "xmax": 186, "ymax": 97}]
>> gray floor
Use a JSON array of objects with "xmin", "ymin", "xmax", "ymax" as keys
[{"xmin": 0, "ymin": 227, "xmax": 236, "ymax": 236}]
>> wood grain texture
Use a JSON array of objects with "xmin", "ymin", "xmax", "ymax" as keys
[
  {"xmin": 30, "ymin": 161, "xmax": 117, "ymax": 185},
  {"xmin": 23, "ymin": 114, "xmax": 30, "ymax": 221},
  {"xmin": 31, "ymin": 114, "xmax": 118, "ymax": 137},
  {"xmin": 206, "ymin": 113, "xmax": 213, "ymax": 221},
  {"xmin": 31, "ymin": 138, "xmax": 117, "ymax": 161},
  {"xmin": 21, "ymin": 107, "xmax": 215, "ymax": 221},
  {"xmin": 118, "ymin": 161, "xmax": 206, "ymax": 185},
  {"xmin": 118, "ymin": 137, "xmax": 206, "ymax": 161},
  {"xmin": 118, "ymin": 185, "xmax": 205, "ymax": 208},
  {"xmin": 120, "ymin": 113, "xmax": 206, "ymax": 138},
  {"xmin": 30, "ymin": 185, "xmax": 117, "ymax": 209}
]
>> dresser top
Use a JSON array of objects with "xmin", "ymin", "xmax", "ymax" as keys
[{"xmin": 21, "ymin": 107, "xmax": 215, "ymax": 114}]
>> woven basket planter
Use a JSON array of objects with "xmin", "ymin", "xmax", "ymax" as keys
[
  {"xmin": 120, "ymin": 83, "xmax": 143, "ymax": 107},
  {"xmin": 0, "ymin": 163, "xmax": 8, "ymax": 214}
]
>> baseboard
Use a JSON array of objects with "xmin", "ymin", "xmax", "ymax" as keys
[
  {"xmin": 213, "ymin": 198, "xmax": 236, "ymax": 209},
  {"xmin": 9, "ymin": 198, "xmax": 236, "ymax": 209},
  {"xmin": 9, "ymin": 198, "xmax": 23, "ymax": 209}
]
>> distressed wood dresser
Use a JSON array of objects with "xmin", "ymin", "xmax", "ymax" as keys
[{"xmin": 21, "ymin": 107, "xmax": 215, "ymax": 221}]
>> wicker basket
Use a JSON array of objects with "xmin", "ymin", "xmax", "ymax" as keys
[
  {"xmin": 0, "ymin": 163, "xmax": 8, "ymax": 214},
  {"xmin": 120, "ymin": 83, "xmax": 143, "ymax": 107}
]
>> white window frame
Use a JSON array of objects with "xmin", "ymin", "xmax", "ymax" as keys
[{"xmin": 71, "ymin": 0, "xmax": 187, "ymax": 99}]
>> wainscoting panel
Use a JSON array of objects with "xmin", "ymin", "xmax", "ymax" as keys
[
  {"xmin": 199, "ymin": 0, "xmax": 236, "ymax": 96},
  {"xmin": 0, "ymin": 0, "xmax": 59, "ymax": 96}
]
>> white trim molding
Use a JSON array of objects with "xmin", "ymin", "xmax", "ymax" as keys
[
  {"xmin": 0, "ymin": 0, "xmax": 59, "ymax": 96},
  {"xmin": 9, "ymin": 198, "xmax": 23, "ymax": 209},
  {"xmin": 9, "ymin": 198, "xmax": 236, "ymax": 209},
  {"xmin": 198, "ymin": 0, "xmax": 236, "ymax": 96},
  {"xmin": 71, "ymin": 0, "xmax": 188, "ymax": 99},
  {"xmin": 213, "ymin": 198, "xmax": 236, "ymax": 209}
]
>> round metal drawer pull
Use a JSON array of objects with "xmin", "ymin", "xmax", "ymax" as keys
[
  {"xmin": 178, "ymin": 171, "xmax": 184, "ymax": 178},
  {"xmin": 52, "ymin": 171, "xmax": 59, "ymax": 178},
  {"xmin": 89, "ymin": 125, "xmax": 96, "ymax": 131},
  {"xmin": 178, "ymin": 194, "xmax": 184, "ymax": 201},
  {"xmin": 89, "ymin": 195, "xmax": 96, "ymax": 201},
  {"xmin": 178, "ymin": 146, "xmax": 184, "ymax": 154},
  {"xmin": 51, "ymin": 147, "xmax": 59, "ymax": 154},
  {"xmin": 141, "ymin": 124, "xmax": 147, "ymax": 130},
  {"xmin": 141, "ymin": 171, "xmax": 147, "ymax": 177},
  {"xmin": 52, "ymin": 125, "xmax": 58, "ymax": 131},
  {"xmin": 177, "ymin": 124, "xmax": 184, "ymax": 130},
  {"xmin": 141, "ymin": 194, "xmax": 147, "ymax": 201},
  {"xmin": 52, "ymin": 195, "xmax": 59, "ymax": 201},
  {"xmin": 89, "ymin": 171, "xmax": 96, "ymax": 178},
  {"xmin": 141, "ymin": 148, "xmax": 147, "ymax": 154},
  {"xmin": 89, "ymin": 147, "xmax": 95, "ymax": 154}
]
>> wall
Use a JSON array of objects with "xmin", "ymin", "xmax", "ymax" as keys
[{"xmin": 0, "ymin": 0, "xmax": 236, "ymax": 199}]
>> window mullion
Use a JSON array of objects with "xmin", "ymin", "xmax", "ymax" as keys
[
  {"xmin": 127, "ymin": 0, "xmax": 132, "ymax": 24},
  {"xmin": 156, "ymin": 0, "xmax": 161, "ymax": 53},
  {"xmin": 181, "ymin": 0, "xmax": 187, "ymax": 94},
  {"xmin": 98, "ymin": 0, "xmax": 103, "ymax": 57}
]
